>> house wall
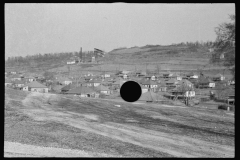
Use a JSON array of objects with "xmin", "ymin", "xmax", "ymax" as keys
[
  {"xmin": 101, "ymin": 90, "xmax": 110, "ymax": 95},
  {"xmin": 67, "ymin": 61, "xmax": 76, "ymax": 64},
  {"xmin": 151, "ymin": 76, "xmax": 156, "ymax": 81},
  {"xmin": 142, "ymin": 88, "xmax": 148, "ymax": 93},
  {"xmin": 5, "ymin": 83, "xmax": 12, "ymax": 87},
  {"xmin": 94, "ymin": 83, "xmax": 100, "ymax": 87},
  {"xmin": 150, "ymin": 84, "xmax": 158, "ymax": 88},
  {"xmin": 30, "ymin": 88, "xmax": 48, "ymax": 93},
  {"xmin": 185, "ymin": 91, "xmax": 195, "ymax": 97},
  {"xmin": 80, "ymin": 94, "xmax": 88, "ymax": 97},
  {"xmin": 23, "ymin": 86, "xmax": 28, "ymax": 91},
  {"xmin": 209, "ymin": 83, "xmax": 215, "ymax": 88},
  {"xmin": 12, "ymin": 78, "xmax": 21, "ymax": 81},
  {"xmin": 16, "ymin": 84, "xmax": 24, "ymax": 87},
  {"xmin": 64, "ymin": 81, "xmax": 72, "ymax": 85},
  {"xmin": 177, "ymin": 77, "xmax": 182, "ymax": 81},
  {"xmin": 192, "ymin": 75, "xmax": 198, "ymax": 79}
]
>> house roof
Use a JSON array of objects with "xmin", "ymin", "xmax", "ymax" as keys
[
  {"xmin": 13, "ymin": 79, "xmax": 26, "ymax": 84},
  {"xmin": 177, "ymin": 79, "xmax": 193, "ymax": 85},
  {"xmin": 61, "ymin": 83, "xmax": 78, "ymax": 91},
  {"xmin": 166, "ymin": 79, "xmax": 178, "ymax": 84},
  {"xmin": 66, "ymin": 86, "xmax": 95, "ymax": 94},
  {"xmin": 5, "ymin": 78, "xmax": 12, "ymax": 83},
  {"xmin": 139, "ymin": 79, "xmax": 157, "ymax": 85},
  {"xmin": 186, "ymin": 72, "xmax": 195, "ymax": 76},
  {"xmin": 24, "ymin": 81, "xmax": 48, "ymax": 88},
  {"xmin": 89, "ymin": 79, "xmax": 103, "ymax": 83},
  {"xmin": 198, "ymin": 76, "xmax": 210, "ymax": 84},
  {"xmin": 94, "ymin": 85, "xmax": 110, "ymax": 91},
  {"xmin": 139, "ymin": 91, "xmax": 165, "ymax": 101},
  {"xmin": 57, "ymin": 77, "xmax": 72, "ymax": 83},
  {"xmin": 213, "ymin": 73, "xmax": 224, "ymax": 78},
  {"xmin": 162, "ymin": 72, "xmax": 172, "ymax": 75}
]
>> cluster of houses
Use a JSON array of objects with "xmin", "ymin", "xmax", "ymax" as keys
[
  {"xmin": 5, "ymin": 69, "xmax": 235, "ymax": 103},
  {"xmin": 5, "ymin": 72, "xmax": 49, "ymax": 93}
]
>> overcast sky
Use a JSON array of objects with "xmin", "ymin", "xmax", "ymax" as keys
[{"xmin": 5, "ymin": 3, "xmax": 235, "ymax": 59}]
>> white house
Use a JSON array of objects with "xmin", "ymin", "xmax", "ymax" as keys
[
  {"xmin": 121, "ymin": 70, "xmax": 131, "ymax": 74},
  {"xmin": 95, "ymin": 85, "xmax": 111, "ymax": 95},
  {"xmin": 185, "ymin": 90, "xmax": 195, "ymax": 98},
  {"xmin": 13, "ymin": 80, "xmax": 25, "ymax": 88},
  {"xmin": 101, "ymin": 73, "xmax": 111, "ymax": 78},
  {"xmin": 220, "ymin": 53, "xmax": 225, "ymax": 59},
  {"xmin": 56, "ymin": 77, "xmax": 73, "ymax": 85},
  {"xmin": 212, "ymin": 74, "xmax": 225, "ymax": 81},
  {"xmin": 177, "ymin": 79, "xmax": 194, "ymax": 88},
  {"xmin": 209, "ymin": 48, "xmax": 214, "ymax": 52},
  {"xmin": 140, "ymin": 85, "xmax": 148, "ymax": 94},
  {"xmin": 172, "ymin": 73, "xmax": 182, "ymax": 81},
  {"xmin": 5, "ymin": 78, "xmax": 13, "ymax": 87},
  {"xmin": 145, "ymin": 74, "xmax": 157, "ymax": 81},
  {"xmin": 25, "ymin": 76, "xmax": 36, "ymax": 82},
  {"xmin": 140, "ymin": 79, "xmax": 158, "ymax": 90},
  {"xmin": 122, "ymin": 74, "xmax": 128, "ymax": 79},
  {"xmin": 10, "ymin": 71, "xmax": 17, "ymax": 74},
  {"xmin": 187, "ymin": 72, "xmax": 198, "ymax": 79},
  {"xmin": 89, "ymin": 79, "xmax": 102, "ymax": 87},
  {"xmin": 209, "ymin": 81, "xmax": 215, "ymax": 88},
  {"xmin": 23, "ymin": 81, "xmax": 48, "ymax": 93}
]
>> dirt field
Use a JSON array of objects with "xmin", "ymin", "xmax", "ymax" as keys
[{"xmin": 4, "ymin": 88, "xmax": 234, "ymax": 157}]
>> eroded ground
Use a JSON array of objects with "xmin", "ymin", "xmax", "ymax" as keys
[{"xmin": 4, "ymin": 88, "xmax": 235, "ymax": 157}]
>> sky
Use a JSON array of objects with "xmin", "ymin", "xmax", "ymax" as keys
[{"xmin": 5, "ymin": 3, "xmax": 235, "ymax": 59}]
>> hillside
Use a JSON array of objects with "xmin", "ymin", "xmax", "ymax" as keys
[{"xmin": 5, "ymin": 44, "xmax": 232, "ymax": 79}]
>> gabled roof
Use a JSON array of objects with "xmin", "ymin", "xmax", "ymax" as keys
[
  {"xmin": 13, "ymin": 79, "xmax": 26, "ymax": 84},
  {"xmin": 24, "ymin": 81, "xmax": 48, "ymax": 88},
  {"xmin": 89, "ymin": 79, "xmax": 102, "ymax": 83},
  {"xmin": 177, "ymin": 79, "xmax": 193, "ymax": 85},
  {"xmin": 213, "ymin": 73, "xmax": 224, "ymax": 78},
  {"xmin": 186, "ymin": 72, "xmax": 195, "ymax": 76},
  {"xmin": 66, "ymin": 86, "xmax": 95, "ymax": 94},
  {"xmin": 166, "ymin": 79, "xmax": 178, "ymax": 84},
  {"xmin": 61, "ymin": 83, "xmax": 78, "ymax": 91},
  {"xmin": 57, "ymin": 77, "xmax": 72, "ymax": 82},
  {"xmin": 94, "ymin": 85, "xmax": 110, "ymax": 91}
]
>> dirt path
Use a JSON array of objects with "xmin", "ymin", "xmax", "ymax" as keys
[
  {"xmin": 4, "ymin": 141, "xmax": 110, "ymax": 157},
  {"xmin": 16, "ymin": 92, "xmax": 234, "ymax": 157}
]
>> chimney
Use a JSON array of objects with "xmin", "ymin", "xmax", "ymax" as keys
[{"xmin": 80, "ymin": 47, "xmax": 82, "ymax": 60}]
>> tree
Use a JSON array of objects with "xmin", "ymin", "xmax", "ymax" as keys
[
  {"xmin": 211, "ymin": 15, "xmax": 235, "ymax": 78},
  {"xmin": 43, "ymin": 71, "xmax": 55, "ymax": 81}
]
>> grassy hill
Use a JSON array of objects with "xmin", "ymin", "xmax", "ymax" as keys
[{"xmin": 5, "ymin": 44, "xmax": 232, "ymax": 79}]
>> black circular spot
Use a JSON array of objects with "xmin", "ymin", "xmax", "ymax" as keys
[{"xmin": 120, "ymin": 81, "xmax": 142, "ymax": 102}]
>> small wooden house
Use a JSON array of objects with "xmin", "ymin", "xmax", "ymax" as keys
[
  {"xmin": 23, "ymin": 81, "xmax": 48, "ymax": 93},
  {"xmin": 212, "ymin": 74, "xmax": 225, "ymax": 81}
]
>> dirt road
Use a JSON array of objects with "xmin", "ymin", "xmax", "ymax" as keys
[
  {"xmin": 5, "ymin": 90, "xmax": 234, "ymax": 157},
  {"xmin": 4, "ymin": 141, "xmax": 94, "ymax": 157}
]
